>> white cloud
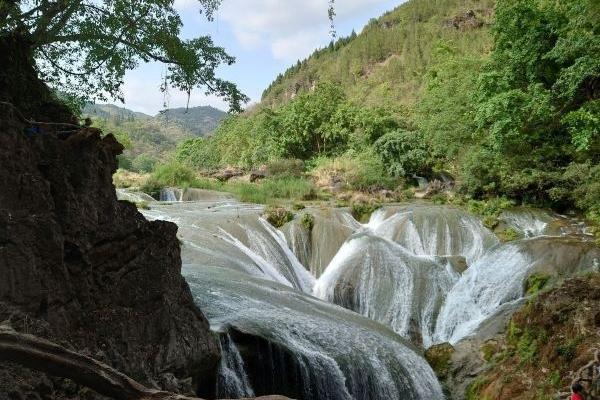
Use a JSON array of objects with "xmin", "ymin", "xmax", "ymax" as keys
[{"xmin": 218, "ymin": 0, "xmax": 389, "ymax": 62}]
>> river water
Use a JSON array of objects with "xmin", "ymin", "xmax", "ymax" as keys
[{"xmin": 119, "ymin": 188, "xmax": 599, "ymax": 399}]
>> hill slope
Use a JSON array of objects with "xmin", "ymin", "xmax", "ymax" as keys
[
  {"xmin": 84, "ymin": 104, "xmax": 226, "ymax": 170},
  {"xmin": 261, "ymin": 0, "xmax": 493, "ymax": 109}
]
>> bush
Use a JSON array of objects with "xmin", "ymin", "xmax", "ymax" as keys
[
  {"xmin": 312, "ymin": 150, "xmax": 396, "ymax": 191},
  {"xmin": 113, "ymin": 169, "xmax": 148, "ymax": 188},
  {"xmin": 374, "ymin": 129, "xmax": 430, "ymax": 177},
  {"xmin": 264, "ymin": 207, "xmax": 294, "ymax": 228},
  {"xmin": 497, "ymin": 227, "xmax": 522, "ymax": 242},
  {"xmin": 350, "ymin": 195, "xmax": 381, "ymax": 222},
  {"xmin": 300, "ymin": 213, "xmax": 315, "ymax": 231},
  {"xmin": 175, "ymin": 137, "xmax": 222, "ymax": 171},
  {"xmin": 132, "ymin": 154, "xmax": 157, "ymax": 173},
  {"xmin": 141, "ymin": 161, "xmax": 197, "ymax": 198},
  {"xmin": 467, "ymin": 197, "xmax": 515, "ymax": 229},
  {"xmin": 150, "ymin": 161, "xmax": 197, "ymax": 187},
  {"xmin": 117, "ymin": 154, "xmax": 133, "ymax": 170}
]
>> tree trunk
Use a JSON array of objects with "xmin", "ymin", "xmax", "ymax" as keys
[{"xmin": 0, "ymin": 33, "xmax": 73, "ymax": 122}]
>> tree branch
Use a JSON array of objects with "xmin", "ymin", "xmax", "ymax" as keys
[{"xmin": 0, "ymin": 323, "xmax": 291, "ymax": 400}]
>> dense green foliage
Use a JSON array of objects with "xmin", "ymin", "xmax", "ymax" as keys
[
  {"xmin": 146, "ymin": 0, "xmax": 600, "ymax": 235},
  {"xmin": 175, "ymin": 83, "xmax": 412, "ymax": 191}
]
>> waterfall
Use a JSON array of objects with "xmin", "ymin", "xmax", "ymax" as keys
[
  {"xmin": 434, "ymin": 237, "xmax": 600, "ymax": 344},
  {"xmin": 216, "ymin": 333, "xmax": 255, "ymax": 399},
  {"xmin": 186, "ymin": 265, "xmax": 444, "ymax": 400},
  {"xmin": 160, "ymin": 187, "xmax": 180, "ymax": 202},
  {"xmin": 282, "ymin": 209, "xmax": 361, "ymax": 277},
  {"xmin": 115, "ymin": 189, "xmax": 156, "ymax": 203},
  {"xmin": 313, "ymin": 232, "xmax": 459, "ymax": 347},
  {"xmin": 140, "ymin": 197, "xmax": 598, "ymax": 400},
  {"xmin": 370, "ymin": 205, "xmax": 498, "ymax": 265}
]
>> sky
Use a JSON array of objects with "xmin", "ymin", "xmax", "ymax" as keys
[{"xmin": 110, "ymin": 0, "xmax": 401, "ymax": 115}]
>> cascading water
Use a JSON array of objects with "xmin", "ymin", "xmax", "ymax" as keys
[
  {"xmin": 186, "ymin": 265, "xmax": 444, "ymax": 400},
  {"xmin": 434, "ymin": 236, "xmax": 600, "ymax": 344},
  {"xmin": 142, "ymin": 200, "xmax": 443, "ymax": 399},
  {"xmin": 116, "ymin": 188, "xmax": 156, "ymax": 203},
  {"xmin": 313, "ymin": 232, "xmax": 460, "ymax": 348},
  {"xmin": 160, "ymin": 187, "xmax": 181, "ymax": 202},
  {"xmin": 216, "ymin": 333, "xmax": 255, "ymax": 398},
  {"xmin": 144, "ymin": 201, "xmax": 314, "ymax": 292},
  {"xmin": 282, "ymin": 208, "xmax": 361, "ymax": 277},
  {"xmin": 312, "ymin": 203, "xmax": 599, "ymax": 347},
  {"xmin": 141, "ymin": 194, "xmax": 599, "ymax": 400}
]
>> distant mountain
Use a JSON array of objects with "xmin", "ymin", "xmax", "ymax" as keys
[
  {"xmin": 83, "ymin": 104, "xmax": 226, "ymax": 137},
  {"xmin": 83, "ymin": 104, "xmax": 227, "ymax": 168},
  {"xmin": 155, "ymin": 106, "xmax": 226, "ymax": 137},
  {"xmin": 83, "ymin": 104, "xmax": 152, "ymax": 122}
]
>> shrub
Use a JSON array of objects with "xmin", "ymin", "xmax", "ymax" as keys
[
  {"xmin": 113, "ymin": 169, "xmax": 148, "ymax": 188},
  {"xmin": 467, "ymin": 197, "xmax": 515, "ymax": 229},
  {"xmin": 497, "ymin": 227, "xmax": 522, "ymax": 242},
  {"xmin": 292, "ymin": 203, "xmax": 306, "ymax": 211},
  {"xmin": 264, "ymin": 207, "xmax": 294, "ymax": 228},
  {"xmin": 141, "ymin": 161, "xmax": 197, "ymax": 198},
  {"xmin": 132, "ymin": 154, "xmax": 157, "ymax": 173},
  {"xmin": 311, "ymin": 150, "xmax": 396, "ymax": 191},
  {"xmin": 374, "ymin": 129, "xmax": 430, "ymax": 177},
  {"xmin": 350, "ymin": 195, "xmax": 381, "ymax": 222},
  {"xmin": 525, "ymin": 273, "xmax": 551, "ymax": 296},
  {"xmin": 300, "ymin": 213, "xmax": 315, "ymax": 231},
  {"xmin": 151, "ymin": 161, "xmax": 197, "ymax": 187}
]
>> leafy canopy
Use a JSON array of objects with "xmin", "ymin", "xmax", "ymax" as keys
[{"xmin": 1, "ymin": 0, "xmax": 248, "ymax": 111}]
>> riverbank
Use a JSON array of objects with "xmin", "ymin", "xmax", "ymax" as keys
[{"xmin": 115, "ymin": 167, "xmax": 598, "ymax": 246}]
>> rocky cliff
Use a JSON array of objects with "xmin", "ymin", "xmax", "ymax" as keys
[{"xmin": 0, "ymin": 105, "xmax": 220, "ymax": 398}]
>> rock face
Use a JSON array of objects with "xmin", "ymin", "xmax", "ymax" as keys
[{"xmin": 0, "ymin": 107, "xmax": 220, "ymax": 398}]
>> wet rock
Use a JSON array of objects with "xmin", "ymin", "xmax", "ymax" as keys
[
  {"xmin": 250, "ymin": 170, "xmax": 267, "ymax": 182},
  {"xmin": 425, "ymin": 343, "xmax": 455, "ymax": 379},
  {"xmin": 0, "ymin": 109, "xmax": 220, "ymax": 397}
]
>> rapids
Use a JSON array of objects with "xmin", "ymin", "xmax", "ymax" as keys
[{"xmin": 129, "ymin": 189, "xmax": 599, "ymax": 399}]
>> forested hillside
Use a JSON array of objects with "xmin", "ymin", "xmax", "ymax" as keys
[
  {"xmin": 85, "ymin": 104, "xmax": 226, "ymax": 172},
  {"xmin": 161, "ymin": 0, "xmax": 598, "ymax": 239},
  {"xmin": 261, "ymin": 0, "xmax": 493, "ymax": 109}
]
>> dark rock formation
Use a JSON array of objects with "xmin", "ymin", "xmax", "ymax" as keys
[{"xmin": 0, "ymin": 107, "xmax": 220, "ymax": 398}]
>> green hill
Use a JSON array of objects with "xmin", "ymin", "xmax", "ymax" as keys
[
  {"xmin": 261, "ymin": 0, "xmax": 494, "ymax": 109},
  {"xmin": 157, "ymin": 0, "xmax": 598, "ymax": 240},
  {"xmin": 84, "ymin": 104, "xmax": 226, "ymax": 172}
]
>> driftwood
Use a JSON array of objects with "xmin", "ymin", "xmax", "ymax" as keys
[{"xmin": 0, "ymin": 323, "xmax": 290, "ymax": 400}]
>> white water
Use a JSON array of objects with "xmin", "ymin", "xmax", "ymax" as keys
[
  {"xmin": 140, "ymin": 195, "xmax": 599, "ymax": 399},
  {"xmin": 312, "ymin": 204, "xmax": 598, "ymax": 345},
  {"xmin": 216, "ymin": 333, "xmax": 255, "ymax": 398}
]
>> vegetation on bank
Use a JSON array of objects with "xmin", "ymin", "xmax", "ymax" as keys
[
  {"xmin": 161, "ymin": 0, "xmax": 598, "ymax": 240},
  {"xmin": 465, "ymin": 273, "xmax": 600, "ymax": 400},
  {"xmin": 111, "ymin": 0, "xmax": 598, "ymax": 243}
]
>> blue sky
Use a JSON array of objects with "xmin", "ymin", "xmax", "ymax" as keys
[{"xmin": 113, "ymin": 0, "xmax": 402, "ymax": 115}]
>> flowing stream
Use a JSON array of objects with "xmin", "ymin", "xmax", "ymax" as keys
[{"xmin": 119, "ymin": 188, "xmax": 600, "ymax": 399}]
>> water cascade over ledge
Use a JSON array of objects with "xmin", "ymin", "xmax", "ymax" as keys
[{"xmin": 137, "ymin": 193, "xmax": 599, "ymax": 399}]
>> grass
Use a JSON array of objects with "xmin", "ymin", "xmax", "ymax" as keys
[{"xmin": 214, "ymin": 177, "xmax": 321, "ymax": 204}]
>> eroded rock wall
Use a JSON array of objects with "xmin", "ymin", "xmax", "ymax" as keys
[{"xmin": 0, "ymin": 107, "xmax": 220, "ymax": 398}]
